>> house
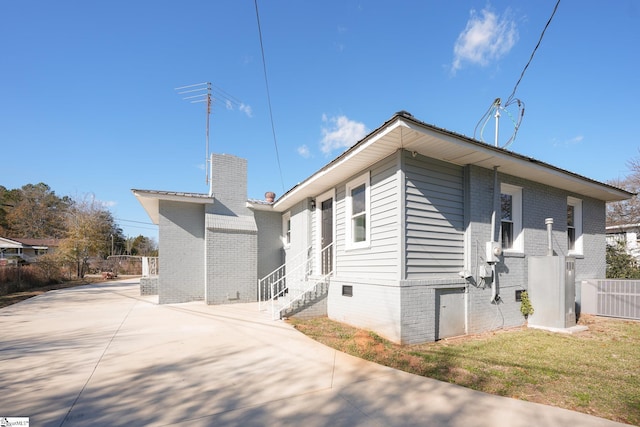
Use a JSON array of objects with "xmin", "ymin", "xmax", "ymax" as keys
[
  {"xmin": 606, "ymin": 223, "xmax": 640, "ymax": 260},
  {"xmin": 0, "ymin": 237, "xmax": 59, "ymax": 264},
  {"xmin": 133, "ymin": 111, "xmax": 632, "ymax": 344}
]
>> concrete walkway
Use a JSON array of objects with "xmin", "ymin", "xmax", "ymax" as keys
[{"xmin": 0, "ymin": 280, "xmax": 629, "ymax": 427}]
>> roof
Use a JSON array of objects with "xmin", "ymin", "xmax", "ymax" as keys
[
  {"xmin": 273, "ymin": 111, "xmax": 633, "ymax": 212},
  {"xmin": 12, "ymin": 238, "xmax": 60, "ymax": 248},
  {"xmin": 0, "ymin": 237, "xmax": 59, "ymax": 249},
  {"xmin": 131, "ymin": 189, "xmax": 214, "ymax": 224},
  {"xmin": 606, "ymin": 223, "xmax": 640, "ymax": 233}
]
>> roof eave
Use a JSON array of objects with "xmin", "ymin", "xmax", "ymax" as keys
[
  {"xmin": 272, "ymin": 113, "xmax": 632, "ymax": 211},
  {"xmin": 132, "ymin": 189, "xmax": 214, "ymax": 224}
]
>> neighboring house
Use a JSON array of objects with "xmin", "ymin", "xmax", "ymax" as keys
[
  {"xmin": 133, "ymin": 111, "xmax": 632, "ymax": 344},
  {"xmin": 606, "ymin": 223, "xmax": 640, "ymax": 260},
  {"xmin": 0, "ymin": 237, "xmax": 59, "ymax": 264}
]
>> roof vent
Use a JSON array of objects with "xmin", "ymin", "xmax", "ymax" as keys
[{"xmin": 396, "ymin": 110, "xmax": 413, "ymax": 118}]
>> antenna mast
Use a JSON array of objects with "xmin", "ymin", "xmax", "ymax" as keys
[{"xmin": 175, "ymin": 82, "xmax": 213, "ymax": 186}]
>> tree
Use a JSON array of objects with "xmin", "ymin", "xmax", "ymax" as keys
[
  {"xmin": 4, "ymin": 183, "xmax": 70, "ymax": 238},
  {"xmin": 606, "ymin": 241, "xmax": 640, "ymax": 279},
  {"xmin": 128, "ymin": 235, "xmax": 158, "ymax": 256},
  {"xmin": 0, "ymin": 185, "xmax": 21, "ymax": 236},
  {"xmin": 58, "ymin": 195, "xmax": 124, "ymax": 278},
  {"xmin": 607, "ymin": 154, "xmax": 640, "ymax": 226}
]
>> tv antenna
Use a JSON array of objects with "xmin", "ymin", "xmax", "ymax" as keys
[
  {"xmin": 176, "ymin": 82, "xmax": 213, "ymax": 186},
  {"xmin": 175, "ymin": 82, "xmax": 243, "ymax": 188}
]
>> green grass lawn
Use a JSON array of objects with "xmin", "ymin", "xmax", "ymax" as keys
[{"xmin": 290, "ymin": 315, "xmax": 640, "ymax": 425}]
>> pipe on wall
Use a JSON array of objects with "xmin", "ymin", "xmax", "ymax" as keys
[{"xmin": 490, "ymin": 166, "xmax": 499, "ymax": 303}]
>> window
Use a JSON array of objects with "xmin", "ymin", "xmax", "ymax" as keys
[
  {"xmin": 567, "ymin": 197, "xmax": 583, "ymax": 254},
  {"xmin": 282, "ymin": 212, "xmax": 291, "ymax": 246},
  {"xmin": 500, "ymin": 184, "xmax": 523, "ymax": 251},
  {"xmin": 567, "ymin": 205, "xmax": 575, "ymax": 250},
  {"xmin": 346, "ymin": 172, "xmax": 370, "ymax": 248}
]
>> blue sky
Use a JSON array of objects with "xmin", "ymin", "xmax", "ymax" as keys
[{"xmin": 2, "ymin": 1, "xmax": 638, "ymax": 239}]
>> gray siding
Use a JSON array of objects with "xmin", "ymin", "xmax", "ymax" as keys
[
  {"xmin": 334, "ymin": 153, "xmax": 401, "ymax": 280},
  {"xmin": 254, "ymin": 210, "xmax": 283, "ymax": 280},
  {"xmin": 404, "ymin": 152, "xmax": 464, "ymax": 278},
  {"xmin": 158, "ymin": 200, "xmax": 205, "ymax": 304},
  {"xmin": 578, "ymin": 197, "xmax": 606, "ymax": 280},
  {"xmin": 284, "ymin": 199, "xmax": 312, "ymax": 271}
]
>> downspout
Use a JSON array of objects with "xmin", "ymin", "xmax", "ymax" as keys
[
  {"xmin": 208, "ymin": 153, "xmax": 214, "ymax": 197},
  {"xmin": 490, "ymin": 166, "xmax": 499, "ymax": 303}
]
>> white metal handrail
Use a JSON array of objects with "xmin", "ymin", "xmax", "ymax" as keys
[
  {"xmin": 259, "ymin": 243, "xmax": 333, "ymax": 319},
  {"xmin": 258, "ymin": 246, "xmax": 311, "ymax": 311},
  {"xmin": 142, "ymin": 256, "xmax": 159, "ymax": 277}
]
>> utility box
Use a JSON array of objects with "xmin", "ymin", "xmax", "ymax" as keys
[{"xmin": 527, "ymin": 256, "xmax": 576, "ymax": 329}]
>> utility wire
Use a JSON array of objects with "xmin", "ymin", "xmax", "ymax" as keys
[
  {"xmin": 475, "ymin": 1, "xmax": 559, "ymax": 147},
  {"xmin": 254, "ymin": 0, "xmax": 285, "ymax": 194},
  {"xmin": 505, "ymin": 0, "xmax": 561, "ymax": 106},
  {"xmin": 115, "ymin": 218, "xmax": 156, "ymax": 226}
]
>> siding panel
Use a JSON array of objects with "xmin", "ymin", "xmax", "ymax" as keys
[
  {"xmin": 405, "ymin": 153, "xmax": 464, "ymax": 278},
  {"xmin": 336, "ymin": 153, "xmax": 400, "ymax": 280}
]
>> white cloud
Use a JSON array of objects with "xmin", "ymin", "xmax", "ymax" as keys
[
  {"xmin": 297, "ymin": 144, "xmax": 311, "ymax": 158},
  {"xmin": 569, "ymin": 135, "xmax": 584, "ymax": 144},
  {"xmin": 320, "ymin": 114, "xmax": 368, "ymax": 155},
  {"xmin": 451, "ymin": 7, "xmax": 518, "ymax": 74},
  {"xmin": 217, "ymin": 99, "xmax": 252, "ymax": 118},
  {"xmin": 553, "ymin": 135, "xmax": 584, "ymax": 147},
  {"xmin": 239, "ymin": 103, "xmax": 253, "ymax": 118}
]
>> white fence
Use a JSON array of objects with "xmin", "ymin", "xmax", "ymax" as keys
[
  {"xmin": 581, "ymin": 279, "xmax": 640, "ymax": 320},
  {"xmin": 142, "ymin": 257, "xmax": 159, "ymax": 277}
]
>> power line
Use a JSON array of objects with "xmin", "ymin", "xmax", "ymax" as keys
[
  {"xmin": 115, "ymin": 218, "xmax": 157, "ymax": 226},
  {"xmin": 475, "ymin": 0, "xmax": 560, "ymax": 148},
  {"xmin": 254, "ymin": 0, "xmax": 285, "ymax": 194},
  {"xmin": 505, "ymin": 0, "xmax": 561, "ymax": 107}
]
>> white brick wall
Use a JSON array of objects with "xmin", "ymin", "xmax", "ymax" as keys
[
  {"xmin": 158, "ymin": 200, "xmax": 205, "ymax": 304},
  {"xmin": 206, "ymin": 227, "xmax": 257, "ymax": 304},
  {"xmin": 328, "ymin": 277, "xmax": 402, "ymax": 342}
]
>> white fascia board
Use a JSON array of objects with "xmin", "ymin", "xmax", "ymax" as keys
[
  {"xmin": 273, "ymin": 120, "xmax": 408, "ymax": 212},
  {"xmin": 132, "ymin": 189, "xmax": 214, "ymax": 224},
  {"xmin": 0, "ymin": 237, "xmax": 23, "ymax": 249},
  {"xmin": 246, "ymin": 201, "xmax": 274, "ymax": 211}
]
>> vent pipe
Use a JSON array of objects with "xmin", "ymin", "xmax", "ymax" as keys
[{"xmin": 545, "ymin": 218, "xmax": 554, "ymax": 256}]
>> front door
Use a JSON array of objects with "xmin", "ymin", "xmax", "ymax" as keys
[{"xmin": 321, "ymin": 197, "xmax": 333, "ymax": 275}]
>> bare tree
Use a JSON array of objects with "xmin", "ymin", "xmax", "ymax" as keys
[
  {"xmin": 4, "ymin": 183, "xmax": 70, "ymax": 238},
  {"xmin": 607, "ymin": 156, "xmax": 640, "ymax": 226},
  {"xmin": 58, "ymin": 195, "xmax": 123, "ymax": 278}
]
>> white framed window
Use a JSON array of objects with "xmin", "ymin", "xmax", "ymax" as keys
[
  {"xmin": 500, "ymin": 183, "xmax": 523, "ymax": 252},
  {"xmin": 567, "ymin": 197, "xmax": 583, "ymax": 255},
  {"xmin": 282, "ymin": 211, "xmax": 291, "ymax": 247},
  {"xmin": 345, "ymin": 172, "xmax": 370, "ymax": 249}
]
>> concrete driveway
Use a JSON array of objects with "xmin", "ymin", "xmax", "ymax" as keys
[{"xmin": 0, "ymin": 280, "xmax": 629, "ymax": 426}]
